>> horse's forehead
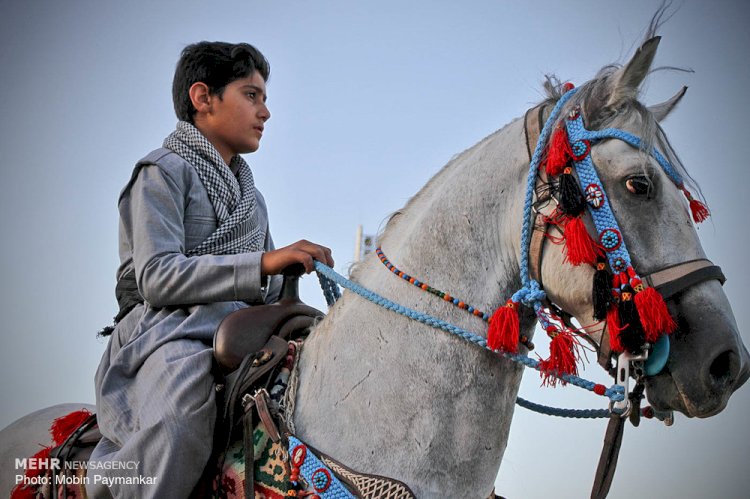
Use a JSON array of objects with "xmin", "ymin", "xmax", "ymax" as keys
[
  {"xmin": 587, "ymin": 135, "xmax": 702, "ymax": 265},
  {"xmin": 590, "ymin": 139, "xmax": 654, "ymax": 176}
]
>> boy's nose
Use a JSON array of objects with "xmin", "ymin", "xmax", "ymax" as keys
[{"xmin": 259, "ymin": 103, "xmax": 270, "ymax": 121}]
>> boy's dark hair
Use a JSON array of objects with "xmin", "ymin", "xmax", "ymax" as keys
[{"xmin": 172, "ymin": 41, "xmax": 270, "ymax": 123}]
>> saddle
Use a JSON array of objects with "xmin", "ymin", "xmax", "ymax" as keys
[
  {"xmin": 15, "ymin": 267, "xmax": 325, "ymax": 499},
  {"xmin": 15, "ymin": 267, "xmax": 422, "ymax": 499},
  {"xmin": 213, "ymin": 264, "xmax": 324, "ymax": 373},
  {"xmin": 210, "ymin": 263, "xmax": 325, "ymax": 499}
]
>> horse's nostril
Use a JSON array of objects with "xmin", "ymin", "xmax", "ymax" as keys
[{"xmin": 709, "ymin": 350, "xmax": 733, "ymax": 383}]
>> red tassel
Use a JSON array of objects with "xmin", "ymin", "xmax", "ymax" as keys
[
  {"xmin": 11, "ymin": 446, "xmax": 52, "ymax": 499},
  {"xmin": 606, "ymin": 306, "xmax": 624, "ymax": 353},
  {"xmin": 563, "ymin": 216, "xmax": 601, "ymax": 266},
  {"xmin": 11, "ymin": 410, "xmax": 93, "ymax": 499},
  {"xmin": 689, "ymin": 198, "xmax": 710, "ymax": 223},
  {"xmin": 634, "ymin": 286, "xmax": 676, "ymax": 342},
  {"xmin": 545, "ymin": 127, "xmax": 571, "ymax": 176},
  {"xmin": 487, "ymin": 300, "xmax": 520, "ymax": 353},
  {"xmin": 682, "ymin": 187, "xmax": 710, "ymax": 223},
  {"xmin": 539, "ymin": 328, "xmax": 580, "ymax": 386},
  {"xmin": 50, "ymin": 409, "xmax": 92, "ymax": 445}
]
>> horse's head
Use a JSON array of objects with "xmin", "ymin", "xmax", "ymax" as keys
[{"xmin": 539, "ymin": 36, "xmax": 749, "ymax": 417}]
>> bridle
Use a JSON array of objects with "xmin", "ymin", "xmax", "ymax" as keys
[
  {"xmin": 522, "ymin": 100, "xmax": 726, "ymax": 375},
  {"xmin": 522, "ymin": 94, "xmax": 727, "ymax": 499}
]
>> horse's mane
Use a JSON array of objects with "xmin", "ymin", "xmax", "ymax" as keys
[
  {"xmin": 539, "ymin": 2, "xmax": 703, "ymax": 199},
  {"xmin": 374, "ymin": 1, "xmax": 703, "ymax": 251}
]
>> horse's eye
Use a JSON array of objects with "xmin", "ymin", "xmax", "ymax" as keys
[{"xmin": 626, "ymin": 176, "xmax": 652, "ymax": 196}]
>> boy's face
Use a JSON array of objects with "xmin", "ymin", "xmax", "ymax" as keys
[{"xmin": 201, "ymin": 71, "xmax": 270, "ymax": 161}]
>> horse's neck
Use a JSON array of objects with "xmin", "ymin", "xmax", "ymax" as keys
[
  {"xmin": 294, "ymin": 118, "xmax": 533, "ymax": 497},
  {"xmin": 366, "ymin": 119, "xmax": 528, "ymax": 313}
]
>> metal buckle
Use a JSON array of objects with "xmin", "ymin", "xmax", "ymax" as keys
[
  {"xmin": 611, "ymin": 349, "xmax": 648, "ymax": 417},
  {"xmin": 531, "ymin": 191, "xmax": 558, "ymax": 216}
]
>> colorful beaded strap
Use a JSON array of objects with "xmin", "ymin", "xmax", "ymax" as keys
[
  {"xmin": 288, "ymin": 436, "xmax": 354, "ymax": 498},
  {"xmin": 487, "ymin": 83, "xmax": 707, "ymax": 382},
  {"xmin": 376, "ymin": 246, "xmax": 535, "ymax": 350}
]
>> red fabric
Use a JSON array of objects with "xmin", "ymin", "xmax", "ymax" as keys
[
  {"xmin": 634, "ymin": 286, "xmax": 676, "ymax": 342},
  {"xmin": 545, "ymin": 127, "xmax": 571, "ymax": 176},
  {"xmin": 539, "ymin": 329, "xmax": 580, "ymax": 386},
  {"xmin": 682, "ymin": 187, "xmax": 710, "ymax": 223},
  {"xmin": 51, "ymin": 409, "xmax": 91, "ymax": 446},
  {"xmin": 607, "ymin": 306, "xmax": 624, "ymax": 353},
  {"xmin": 689, "ymin": 198, "xmax": 710, "ymax": 223},
  {"xmin": 487, "ymin": 300, "xmax": 520, "ymax": 353},
  {"xmin": 10, "ymin": 409, "xmax": 92, "ymax": 499},
  {"xmin": 10, "ymin": 446, "xmax": 52, "ymax": 499},
  {"xmin": 563, "ymin": 216, "xmax": 600, "ymax": 266}
]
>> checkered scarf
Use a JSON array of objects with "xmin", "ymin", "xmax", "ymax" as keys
[{"xmin": 164, "ymin": 121, "xmax": 265, "ymax": 256}]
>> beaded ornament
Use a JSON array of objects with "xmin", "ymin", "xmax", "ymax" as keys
[
  {"xmin": 287, "ymin": 436, "xmax": 354, "ymax": 498},
  {"xmin": 487, "ymin": 83, "xmax": 708, "ymax": 380},
  {"xmin": 376, "ymin": 246, "xmax": 535, "ymax": 350}
]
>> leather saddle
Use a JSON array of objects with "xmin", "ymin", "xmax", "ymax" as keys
[
  {"xmin": 27, "ymin": 266, "xmax": 325, "ymax": 499},
  {"xmin": 210, "ymin": 264, "xmax": 325, "ymax": 498},
  {"xmin": 213, "ymin": 264, "xmax": 325, "ymax": 374}
]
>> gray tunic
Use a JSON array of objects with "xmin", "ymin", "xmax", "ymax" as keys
[{"xmin": 87, "ymin": 149, "xmax": 281, "ymax": 498}]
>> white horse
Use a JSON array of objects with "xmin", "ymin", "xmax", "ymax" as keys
[
  {"xmin": 291, "ymin": 34, "xmax": 749, "ymax": 498},
  {"xmin": 2, "ymin": 33, "xmax": 748, "ymax": 499}
]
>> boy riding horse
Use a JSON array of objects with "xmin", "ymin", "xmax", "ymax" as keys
[{"xmin": 88, "ymin": 41, "xmax": 333, "ymax": 498}]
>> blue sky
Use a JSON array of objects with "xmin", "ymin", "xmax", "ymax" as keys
[{"xmin": 1, "ymin": 1, "xmax": 749, "ymax": 497}]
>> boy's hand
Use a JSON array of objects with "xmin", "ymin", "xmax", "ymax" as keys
[{"xmin": 261, "ymin": 240, "xmax": 334, "ymax": 276}]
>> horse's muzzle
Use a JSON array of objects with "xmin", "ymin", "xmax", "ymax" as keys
[{"xmin": 645, "ymin": 281, "xmax": 749, "ymax": 418}]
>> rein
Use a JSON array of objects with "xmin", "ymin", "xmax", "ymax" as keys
[{"xmin": 314, "ymin": 260, "xmax": 625, "ymax": 405}]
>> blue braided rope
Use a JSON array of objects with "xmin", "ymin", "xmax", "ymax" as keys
[
  {"xmin": 581, "ymin": 127, "xmax": 684, "ymax": 187},
  {"xmin": 314, "ymin": 261, "xmax": 624, "ymax": 404},
  {"xmin": 317, "ymin": 271, "xmax": 341, "ymax": 307},
  {"xmin": 515, "ymin": 397, "xmax": 610, "ymax": 419},
  {"xmin": 517, "ymin": 87, "xmax": 579, "ymax": 298},
  {"xmin": 566, "ymin": 115, "xmax": 636, "ymax": 271}
]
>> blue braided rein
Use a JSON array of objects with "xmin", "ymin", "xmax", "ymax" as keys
[{"xmin": 313, "ymin": 261, "xmax": 625, "ymax": 416}]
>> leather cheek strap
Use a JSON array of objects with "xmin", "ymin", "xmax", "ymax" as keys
[{"xmin": 524, "ymin": 104, "xmax": 553, "ymax": 288}]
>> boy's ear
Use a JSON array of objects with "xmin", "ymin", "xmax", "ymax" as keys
[{"xmin": 189, "ymin": 82, "xmax": 212, "ymax": 114}]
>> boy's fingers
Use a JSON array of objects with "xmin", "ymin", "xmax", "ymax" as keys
[
  {"xmin": 295, "ymin": 251, "xmax": 314, "ymax": 273},
  {"xmin": 313, "ymin": 244, "xmax": 333, "ymax": 267},
  {"xmin": 322, "ymin": 247, "xmax": 334, "ymax": 267},
  {"xmin": 287, "ymin": 240, "xmax": 334, "ymax": 269}
]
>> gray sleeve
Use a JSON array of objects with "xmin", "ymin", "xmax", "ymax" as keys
[
  {"xmin": 264, "ymin": 229, "xmax": 283, "ymax": 304},
  {"xmin": 125, "ymin": 165, "xmax": 266, "ymax": 307}
]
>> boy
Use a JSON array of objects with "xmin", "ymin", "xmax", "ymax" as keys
[{"xmin": 87, "ymin": 42, "xmax": 333, "ymax": 498}]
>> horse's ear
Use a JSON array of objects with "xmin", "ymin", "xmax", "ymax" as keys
[
  {"xmin": 648, "ymin": 86, "xmax": 687, "ymax": 122},
  {"xmin": 606, "ymin": 36, "xmax": 661, "ymax": 107}
]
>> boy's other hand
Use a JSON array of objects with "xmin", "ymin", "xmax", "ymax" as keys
[{"xmin": 261, "ymin": 240, "xmax": 334, "ymax": 276}]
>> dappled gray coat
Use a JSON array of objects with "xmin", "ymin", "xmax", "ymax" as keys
[{"xmin": 87, "ymin": 148, "xmax": 281, "ymax": 499}]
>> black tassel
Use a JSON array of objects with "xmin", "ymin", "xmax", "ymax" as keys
[
  {"xmin": 558, "ymin": 169, "xmax": 586, "ymax": 216},
  {"xmin": 618, "ymin": 284, "xmax": 645, "ymax": 353},
  {"xmin": 592, "ymin": 261, "xmax": 611, "ymax": 321}
]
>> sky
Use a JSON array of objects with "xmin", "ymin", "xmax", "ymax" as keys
[{"xmin": 1, "ymin": 0, "xmax": 749, "ymax": 497}]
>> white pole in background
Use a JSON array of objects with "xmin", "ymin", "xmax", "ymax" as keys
[{"xmin": 354, "ymin": 224, "xmax": 363, "ymax": 263}]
